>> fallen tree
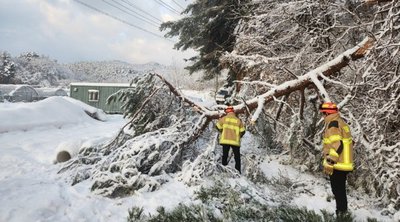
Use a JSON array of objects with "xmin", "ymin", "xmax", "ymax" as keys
[
  {"xmin": 155, "ymin": 37, "xmax": 373, "ymax": 121},
  {"xmin": 155, "ymin": 0, "xmax": 398, "ymax": 214},
  {"xmin": 58, "ymin": 0, "xmax": 398, "ymax": 213},
  {"xmin": 58, "ymin": 34, "xmax": 398, "ymax": 214}
]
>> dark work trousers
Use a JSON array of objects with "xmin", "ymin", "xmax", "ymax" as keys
[
  {"xmin": 329, "ymin": 170, "xmax": 349, "ymax": 213},
  {"xmin": 222, "ymin": 145, "xmax": 241, "ymax": 173}
]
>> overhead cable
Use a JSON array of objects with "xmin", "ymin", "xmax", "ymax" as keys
[
  {"xmin": 103, "ymin": 0, "xmax": 160, "ymax": 27},
  {"xmin": 121, "ymin": 0, "xmax": 163, "ymax": 23},
  {"xmin": 153, "ymin": 0, "xmax": 181, "ymax": 15},
  {"xmin": 73, "ymin": 0, "xmax": 174, "ymax": 42},
  {"xmin": 171, "ymin": 0, "xmax": 185, "ymax": 10}
]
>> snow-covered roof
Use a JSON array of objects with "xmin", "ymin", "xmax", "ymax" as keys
[
  {"xmin": 0, "ymin": 84, "xmax": 27, "ymax": 94},
  {"xmin": 35, "ymin": 88, "xmax": 68, "ymax": 97},
  {"xmin": 0, "ymin": 84, "xmax": 37, "ymax": 95},
  {"xmin": 70, "ymin": 82, "xmax": 131, "ymax": 87}
]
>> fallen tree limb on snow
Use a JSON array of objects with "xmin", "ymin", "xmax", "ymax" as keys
[
  {"xmin": 233, "ymin": 37, "xmax": 374, "ymax": 122},
  {"xmin": 154, "ymin": 37, "xmax": 373, "ymax": 121}
]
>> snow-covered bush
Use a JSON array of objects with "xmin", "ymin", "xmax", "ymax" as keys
[{"xmin": 127, "ymin": 178, "xmax": 362, "ymax": 222}]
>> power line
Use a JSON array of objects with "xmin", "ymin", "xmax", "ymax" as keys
[
  {"xmin": 121, "ymin": 0, "xmax": 163, "ymax": 24},
  {"xmin": 159, "ymin": 0, "xmax": 181, "ymax": 14},
  {"xmin": 73, "ymin": 0, "xmax": 174, "ymax": 42},
  {"xmin": 171, "ymin": 0, "xmax": 185, "ymax": 10},
  {"xmin": 103, "ymin": 0, "xmax": 160, "ymax": 28},
  {"xmin": 109, "ymin": 0, "xmax": 161, "ymax": 25},
  {"xmin": 153, "ymin": 0, "xmax": 181, "ymax": 15}
]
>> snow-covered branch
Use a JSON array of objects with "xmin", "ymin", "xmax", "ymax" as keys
[
  {"xmin": 365, "ymin": 0, "xmax": 393, "ymax": 5},
  {"xmin": 153, "ymin": 72, "xmax": 211, "ymax": 115},
  {"xmin": 227, "ymin": 37, "xmax": 372, "ymax": 120},
  {"xmin": 155, "ymin": 37, "xmax": 373, "ymax": 122}
]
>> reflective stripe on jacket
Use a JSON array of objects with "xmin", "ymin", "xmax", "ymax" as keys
[
  {"xmin": 322, "ymin": 113, "xmax": 354, "ymax": 171},
  {"xmin": 216, "ymin": 113, "xmax": 245, "ymax": 146}
]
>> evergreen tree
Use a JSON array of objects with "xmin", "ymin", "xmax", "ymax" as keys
[
  {"xmin": 0, "ymin": 51, "xmax": 16, "ymax": 84},
  {"xmin": 160, "ymin": 0, "xmax": 252, "ymax": 80}
]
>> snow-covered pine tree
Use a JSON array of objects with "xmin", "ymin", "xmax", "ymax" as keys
[
  {"xmin": 0, "ymin": 51, "xmax": 17, "ymax": 84},
  {"xmin": 160, "ymin": 0, "xmax": 252, "ymax": 81}
]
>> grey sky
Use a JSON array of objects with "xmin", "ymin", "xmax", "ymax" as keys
[{"xmin": 0, "ymin": 0, "xmax": 196, "ymax": 66}]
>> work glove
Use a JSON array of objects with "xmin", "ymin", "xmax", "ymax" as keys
[
  {"xmin": 323, "ymin": 158, "xmax": 335, "ymax": 175},
  {"xmin": 323, "ymin": 163, "xmax": 334, "ymax": 175}
]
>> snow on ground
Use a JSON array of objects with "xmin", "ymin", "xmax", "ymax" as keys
[
  {"xmin": 181, "ymin": 89, "xmax": 216, "ymax": 108},
  {"xmin": 258, "ymin": 157, "xmax": 396, "ymax": 221},
  {"xmin": 0, "ymin": 95, "xmax": 397, "ymax": 222},
  {"xmin": 0, "ymin": 97, "xmax": 193, "ymax": 222}
]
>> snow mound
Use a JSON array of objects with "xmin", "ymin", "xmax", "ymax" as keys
[
  {"xmin": 0, "ymin": 97, "xmax": 104, "ymax": 133},
  {"xmin": 55, "ymin": 140, "xmax": 84, "ymax": 163}
]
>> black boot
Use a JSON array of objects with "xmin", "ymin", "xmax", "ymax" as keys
[{"xmin": 336, "ymin": 210, "xmax": 352, "ymax": 221}]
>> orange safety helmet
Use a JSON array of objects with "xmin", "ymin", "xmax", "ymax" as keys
[
  {"xmin": 319, "ymin": 102, "xmax": 338, "ymax": 114},
  {"xmin": 225, "ymin": 106, "xmax": 234, "ymax": 113}
]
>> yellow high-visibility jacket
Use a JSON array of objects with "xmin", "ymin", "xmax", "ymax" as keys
[
  {"xmin": 216, "ymin": 113, "xmax": 245, "ymax": 146},
  {"xmin": 322, "ymin": 113, "xmax": 354, "ymax": 171}
]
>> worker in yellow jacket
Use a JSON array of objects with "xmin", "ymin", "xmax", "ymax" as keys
[
  {"xmin": 216, "ymin": 105, "xmax": 246, "ymax": 173},
  {"xmin": 319, "ymin": 102, "xmax": 354, "ymax": 215}
]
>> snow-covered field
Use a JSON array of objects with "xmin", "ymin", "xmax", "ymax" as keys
[
  {"xmin": 0, "ymin": 97, "xmax": 193, "ymax": 222},
  {"xmin": 0, "ymin": 96, "xmax": 397, "ymax": 222}
]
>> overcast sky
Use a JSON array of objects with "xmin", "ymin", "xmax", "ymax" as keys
[{"xmin": 0, "ymin": 0, "xmax": 196, "ymax": 66}]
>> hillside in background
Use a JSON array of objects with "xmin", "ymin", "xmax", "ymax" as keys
[
  {"xmin": 0, "ymin": 51, "xmax": 182, "ymax": 87},
  {"xmin": 65, "ymin": 60, "xmax": 174, "ymax": 84}
]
